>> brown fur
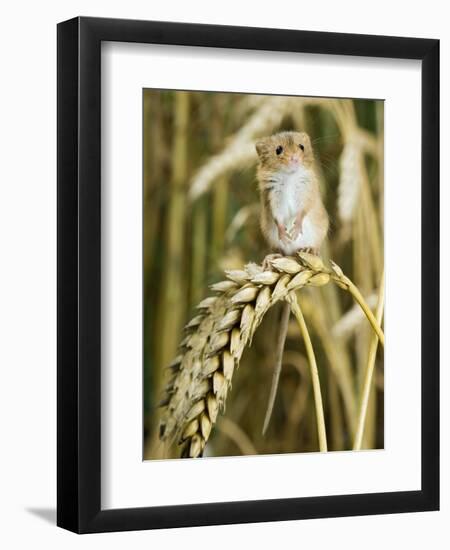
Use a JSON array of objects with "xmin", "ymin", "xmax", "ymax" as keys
[
  {"xmin": 256, "ymin": 131, "xmax": 329, "ymax": 434},
  {"xmin": 255, "ymin": 131, "xmax": 328, "ymax": 256},
  {"xmin": 256, "ymin": 131, "xmax": 314, "ymax": 175}
]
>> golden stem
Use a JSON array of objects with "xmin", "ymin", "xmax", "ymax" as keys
[
  {"xmin": 288, "ymin": 293, "xmax": 328, "ymax": 452},
  {"xmin": 353, "ymin": 270, "xmax": 385, "ymax": 450},
  {"xmin": 157, "ymin": 91, "xmax": 190, "ymax": 371},
  {"xmin": 344, "ymin": 278, "xmax": 385, "ymax": 347},
  {"xmin": 301, "ymin": 292, "xmax": 357, "ymax": 438}
]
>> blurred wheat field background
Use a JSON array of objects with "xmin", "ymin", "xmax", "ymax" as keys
[{"xmin": 143, "ymin": 89, "xmax": 384, "ymax": 459}]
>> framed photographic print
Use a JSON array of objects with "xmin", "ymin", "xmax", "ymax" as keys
[{"xmin": 57, "ymin": 16, "xmax": 439, "ymax": 533}]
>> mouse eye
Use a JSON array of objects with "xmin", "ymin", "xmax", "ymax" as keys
[
  {"xmin": 299, "ymin": 144, "xmax": 305, "ymax": 151},
  {"xmin": 276, "ymin": 145, "xmax": 283, "ymax": 155}
]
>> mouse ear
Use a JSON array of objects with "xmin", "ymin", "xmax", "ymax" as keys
[
  {"xmin": 255, "ymin": 138, "xmax": 267, "ymax": 157},
  {"xmin": 299, "ymin": 131, "xmax": 312, "ymax": 148}
]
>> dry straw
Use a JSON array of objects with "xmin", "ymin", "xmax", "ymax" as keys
[
  {"xmin": 338, "ymin": 137, "xmax": 365, "ymax": 223},
  {"xmin": 159, "ymin": 252, "xmax": 384, "ymax": 458},
  {"xmin": 188, "ymin": 96, "xmax": 326, "ymax": 201},
  {"xmin": 332, "ymin": 293, "xmax": 378, "ymax": 341},
  {"xmin": 353, "ymin": 269, "xmax": 385, "ymax": 450}
]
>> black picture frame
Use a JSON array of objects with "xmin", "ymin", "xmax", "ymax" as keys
[{"xmin": 57, "ymin": 16, "xmax": 439, "ymax": 533}]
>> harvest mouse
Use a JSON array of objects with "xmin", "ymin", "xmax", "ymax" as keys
[
  {"xmin": 256, "ymin": 130, "xmax": 328, "ymax": 256},
  {"xmin": 255, "ymin": 130, "xmax": 329, "ymax": 433}
]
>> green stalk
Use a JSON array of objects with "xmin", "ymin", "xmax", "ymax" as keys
[
  {"xmin": 157, "ymin": 92, "xmax": 190, "ymax": 371},
  {"xmin": 211, "ymin": 177, "xmax": 228, "ymax": 265},
  {"xmin": 210, "ymin": 94, "xmax": 229, "ymax": 266},
  {"xmin": 190, "ymin": 199, "xmax": 207, "ymax": 307}
]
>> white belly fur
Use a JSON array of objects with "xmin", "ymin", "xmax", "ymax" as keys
[
  {"xmin": 280, "ymin": 213, "xmax": 321, "ymax": 255},
  {"xmin": 262, "ymin": 208, "xmax": 323, "ymax": 255},
  {"xmin": 271, "ymin": 171, "xmax": 305, "ymax": 225},
  {"xmin": 268, "ymin": 169, "xmax": 318, "ymax": 254}
]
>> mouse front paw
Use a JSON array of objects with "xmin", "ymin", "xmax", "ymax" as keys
[
  {"xmin": 289, "ymin": 224, "xmax": 302, "ymax": 241},
  {"xmin": 277, "ymin": 223, "xmax": 291, "ymax": 244}
]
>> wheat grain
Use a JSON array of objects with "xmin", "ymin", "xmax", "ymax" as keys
[{"xmin": 159, "ymin": 253, "xmax": 384, "ymax": 458}]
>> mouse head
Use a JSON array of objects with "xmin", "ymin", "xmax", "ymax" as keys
[{"xmin": 255, "ymin": 131, "xmax": 314, "ymax": 173}]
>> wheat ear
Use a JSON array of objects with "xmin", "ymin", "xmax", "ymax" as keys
[{"xmin": 159, "ymin": 252, "xmax": 384, "ymax": 458}]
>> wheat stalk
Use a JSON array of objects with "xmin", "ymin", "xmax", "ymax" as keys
[
  {"xmin": 189, "ymin": 96, "xmax": 327, "ymax": 201},
  {"xmin": 332, "ymin": 293, "xmax": 378, "ymax": 341},
  {"xmin": 287, "ymin": 292, "xmax": 328, "ymax": 451},
  {"xmin": 353, "ymin": 269, "xmax": 385, "ymax": 450},
  {"xmin": 188, "ymin": 97, "xmax": 289, "ymax": 200},
  {"xmin": 159, "ymin": 252, "xmax": 384, "ymax": 458}
]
